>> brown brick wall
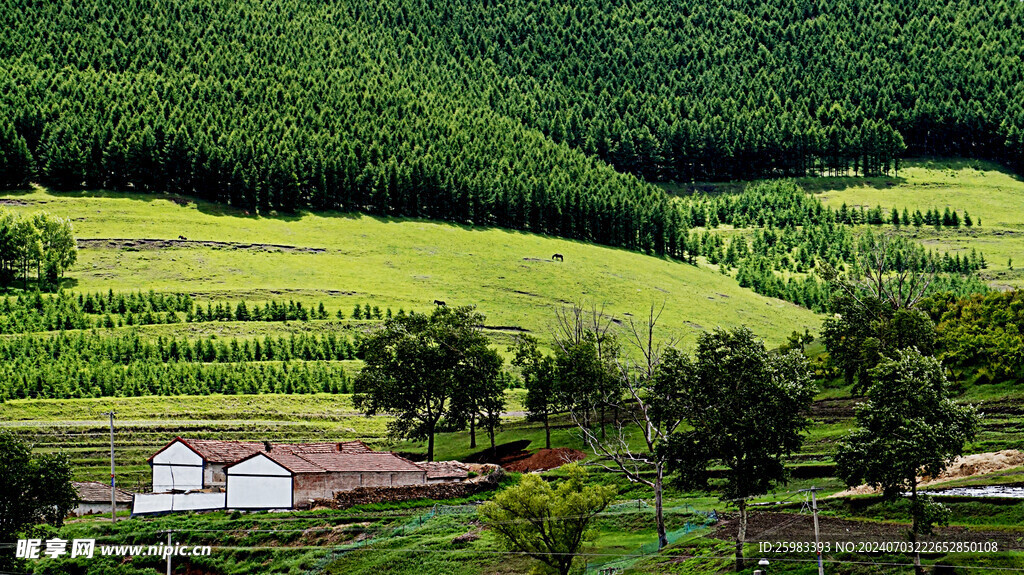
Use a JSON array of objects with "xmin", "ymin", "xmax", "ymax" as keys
[{"xmin": 293, "ymin": 473, "xmax": 330, "ymax": 505}]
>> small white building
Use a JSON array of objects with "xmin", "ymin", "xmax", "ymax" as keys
[
  {"xmin": 70, "ymin": 482, "xmax": 133, "ymax": 517},
  {"xmin": 224, "ymin": 451, "xmax": 309, "ymax": 510},
  {"xmin": 224, "ymin": 449, "xmax": 430, "ymax": 509},
  {"xmin": 149, "ymin": 439, "xmax": 206, "ymax": 493},
  {"xmin": 135, "ymin": 437, "xmax": 428, "ymax": 514}
]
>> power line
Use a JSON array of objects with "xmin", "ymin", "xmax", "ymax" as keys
[
  {"xmin": 110, "ymin": 544, "xmax": 1024, "ymax": 572},
  {"xmin": 5, "ymin": 536, "xmax": 1022, "ymax": 570}
]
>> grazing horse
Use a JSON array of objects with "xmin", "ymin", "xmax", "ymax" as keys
[
  {"xmin": 178, "ymin": 235, "xmax": 187, "ymax": 240},
  {"xmin": 552, "ymin": 253, "xmax": 564, "ymax": 262},
  {"xmin": 434, "ymin": 299, "xmax": 447, "ymax": 306}
]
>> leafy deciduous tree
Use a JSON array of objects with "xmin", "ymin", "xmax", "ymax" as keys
[
  {"xmin": 0, "ymin": 431, "xmax": 77, "ymax": 571},
  {"xmin": 665, "ymin": 327, "xmax": 816, "ymax": 572},
  {"xmin": 479, "ymin": 463, "xmax": 614, "ymax": 575},
  {"xmin": 353, "ymin": 305, "xmax": 502, "ymax": 461},
  {"xmin": 835, "ymin": 348, "xmax": 979, "ymax": 575},
  {"xmin": 510, "ymin": 334, "xmax": 560, "ymax": 450}
]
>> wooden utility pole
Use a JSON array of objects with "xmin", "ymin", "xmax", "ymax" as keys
[{"xmin": 104, "ymin": 411, "xmax": 117, "ymax": 523}]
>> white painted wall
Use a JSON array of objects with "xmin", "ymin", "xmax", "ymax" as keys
[
  {"xmin": 152, "ymin": 464, "xmax": 203, "ymax": 492},
  {"xmin": 152, "ymin": 441, "xmax": 203, "ymax": 465},
  {"xmin": 229, "ymin": 454, "xmax": 291, "ymax": 476},
  {"xmin": 152, "ymin": 440, "xmax": 205, "ymax": 492},
  {"xmin": 226, "ymin": 454, "xmax": 292, "ymax": 509},
  {"xmin": 133, "ymin": 493, "xmax": 172, "ymax": 514},
  {"xmin": 226, "ymin": 475, "xmax": 292, "ymax": 509},
  {"xmin": 70, "ymin": 502, "xmax": 131, "ymax": 517},
  {"xmin": 132, "ymin": 492, "xmax": 225, "ymax": 515}
]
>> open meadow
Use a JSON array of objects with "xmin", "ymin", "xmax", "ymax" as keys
[
  {"xmin": 1, "ymin": 187, "xmax": 818, "ymax": 347},
  {"xmin": 806, "ymin": 159, "xmax": 1024, "ymax": 288}
]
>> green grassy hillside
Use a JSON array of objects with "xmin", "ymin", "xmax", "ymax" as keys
[
  {"xmin": 1, "ymin": 187, "xmax": 819, "ymax": 347},
  {"xmin": 808, "ymin": 159, "xmax": 1024, "ymax": 288},
  {"xmin": 0, "ymin": 186, "xmax": 817, "ymax": 485}
]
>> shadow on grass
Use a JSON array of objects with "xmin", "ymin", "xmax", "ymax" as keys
[
  {"xmin": 655, "ymin": 157, "xmax": 1024, "ymax": 196},
  {"xmin": 30, "ymin": 186, "xmax": 695, "ymax": 267},
  {"xmin": 657, "ymin": 175, "xmax": 909, "ymax": 196},
  {"xmin": 0, "ymin": 277, "xmax": 77, "ymax": 294},
  {"xmin": 903, "ymin": 156, "xmax": 1024, "ymax": 180},
  {"xmin": 796, "ymin": 175, "xmax": 907, "ymax": 193},
  {"xmin": 0, "ymin": 188, "xmax": 36, "ymax": 199}
]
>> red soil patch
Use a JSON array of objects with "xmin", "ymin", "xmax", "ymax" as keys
[{"xmin": 500, "ymin": 448, "xmax": 586, "ymax": 472}]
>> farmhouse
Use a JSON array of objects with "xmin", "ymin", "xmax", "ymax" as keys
[
  {"xmin": 135, "ymin": 437, "xmax": 427, "ymax": 514},
  {"xmin": 226, "ymin": 449, "xmax": 428, "ymax": 509},
  {"xmin": 147, "ymin": 437, "xmax": 378, "ymax": 492},
  {"xmin": 71, "ymin": 481, "xmax": 133, "ymax": 517}
]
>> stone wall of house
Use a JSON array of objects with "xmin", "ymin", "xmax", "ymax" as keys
[
  {"xmin": 204, "ymin": 463, "xmax": 227, "ymax": 488},
  {"xmin": 314, "ymin": 471, "xmax": 504, "ymax": 509},
  {"xmin": 293, "ymin": 471, "xmax": 428, "ymax": 507}
]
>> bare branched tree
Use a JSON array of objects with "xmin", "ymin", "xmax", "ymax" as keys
[
  {"xmin": 857, "ymin": 231, "xmax": 937, "ymax": 310},
  {"xmin": 552, "ymin": 302, "xmax": 619, "ymax": 436},
  {"xmin": 568, "ymin": 303, "xmax": 682, "ymax": 549},
  {"xmin": 552, "ymin": 301, "xmax": 616, "ymax": 355},
  {"xmin": 823, "ymin": 230, "xmax": 937, "ymax": 313}
]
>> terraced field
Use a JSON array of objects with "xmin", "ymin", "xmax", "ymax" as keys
[{"xmin": 0, "ymin": 391, "xmax": 529, "ymax": 486}]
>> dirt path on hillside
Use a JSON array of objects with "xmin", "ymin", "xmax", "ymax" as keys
[
  {"xmin": 811, "ymin": 397, "xmax": 1024, "ymax": 419},
  {"xmin": 77, "ymin": 238, "xmax": 326, "ymax": 253},
  {"xmin": 833, "ymin": 450, "xmax": 1024, "ymax": 498},
  {"xmin": 811, "ymin": 398, "xmax": 858, "ymax": 421}
]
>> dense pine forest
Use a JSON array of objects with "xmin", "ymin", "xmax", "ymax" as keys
[{"xmin": 1, "ymin": 0, "xmax": 1023, "ymax": 256}]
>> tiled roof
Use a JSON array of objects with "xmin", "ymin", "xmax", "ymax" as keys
[
  {"xmin": 284, "ymin": 441, "xmax": 371, "ymax": 454},
  {"xmin": 157, "ymin": 437, "xmax": 416, "ymax": 475},
  {"xmin": 153, "ymin": 438, "xmax": 374, "ymax": 464},
  {"xmin": 259, "ymin": 451, "xmax": 327, "ymax": 474},
  {"xmin": 338, "ymin": 441, "xmax": 372, "ymax": 454},
  {"xmin": 182, "ymin": 439, "xmax": 264, "ymax": 463},
  {"xmin": 295, "ymin": 452, "xmax": 425, "ymax": 473},
  {"xmin": 73, "ymin": 481, "xmax": 133, "ymax": 503}
]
